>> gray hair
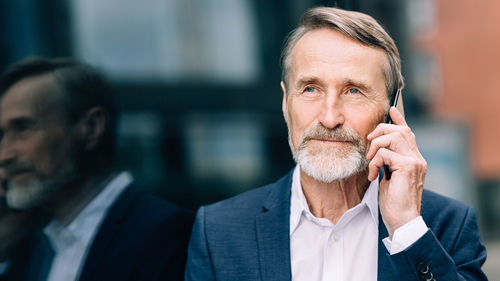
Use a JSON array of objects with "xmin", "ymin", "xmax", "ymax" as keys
[{"xmin": 280, "ymin": 6, "xmax": 404, "ymax": 99}]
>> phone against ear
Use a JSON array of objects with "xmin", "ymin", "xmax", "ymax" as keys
[{"xmin": 383, "ymin": 89, "xmax": 403, "ymax": 180}]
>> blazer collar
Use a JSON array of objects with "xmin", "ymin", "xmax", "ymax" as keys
[
  {"xmin": 261, "ymin": 170, "xmax": 293, "ymax": 211},
  {"xmin": 256, "ymin": 170, "xmax": 293, "ymax": 281},
  {"xmin": 77, "ymin": 183, "xmax": 136, "ymax": 281}
]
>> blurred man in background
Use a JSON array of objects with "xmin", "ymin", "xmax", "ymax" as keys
[
  {"xmin": 0, "ymin": 57, "xmax": 193, "ymax": 281},
  {"xmin": 185, "ymin": 6, "xmax": 487, "ymax": 281}
]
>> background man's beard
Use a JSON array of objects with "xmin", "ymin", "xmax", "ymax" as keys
[
  {"xmin": 288, "ymin": 124, "xmax": 369, "ymax": 183},
  {"xmin": 5, "ymin": 163, "xmax": 79, "ymax": 210}
]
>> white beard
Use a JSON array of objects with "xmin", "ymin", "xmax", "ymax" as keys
[
  {"xmin": 5, "ymin": 163, "xmax": 78, "ymax": 210},
  {"xmin": 291, "ymin": 133, "xmax": 368, "ymax": 183},
  {"xmin": 285, "ymin": 109, "xmax": 369, "ymax": 183},
  {"xmin": 6, "ymin": 177, "xmax": 59, "ymax": 210}
]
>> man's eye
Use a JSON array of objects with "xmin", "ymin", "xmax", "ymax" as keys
[
  {"xmin": 347, "ymin": 88, "xmax": 360, "ymax": 94},
  {"xmin": 13, "ymin": 126, "xmax": 29, "ymax": 133},
  {"xmin": 304, "ymin": 87, "xmax": 316, "ymax": 93},
  {"xmin": 8, "ymin": 124, "xmax": 34, "ymax": 138}
]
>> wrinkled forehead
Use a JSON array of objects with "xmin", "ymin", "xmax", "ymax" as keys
[
  {"xmin": 287, "ymin": 28, "xmax": 392, "ymax": 98},
  {"xmin": 290, "ymin": 29, "xmax": 388, "ymax": 91}
]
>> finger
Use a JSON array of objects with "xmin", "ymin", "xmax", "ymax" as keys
[
  {"xmin": 367, "ymin": 130, "xmax": 418, "ymax": 160},
  {"xmin": 366, "ymin": 132, "xmax": 401, "ymax": 160},
  {"xmin": 367, "ymin": 107, "xmax": 407, "ymax": 140},
  {"xmin": 366, "ymin": 123, "xmax": 403, "ymax": 141},
  {"xmin": 367, "ymin": 121, "xmax": 414, "ymax": 142},
  {"xmin": 389, "ymin": 106, "xmax": 407, "ymax": 126},
  {"xmin": 367, "ymin": 123, "xmax": 392, "ymax": 140},
  {"xmin": 368, "ymin": 148, "xmax": 401, "ymax": 181}
]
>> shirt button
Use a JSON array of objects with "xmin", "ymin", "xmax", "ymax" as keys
[{"xmin": 333, "ymin": 234, "xmax": 339, "ymax": 242}]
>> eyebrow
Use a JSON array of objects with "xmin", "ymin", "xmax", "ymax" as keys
[
  {"xmin": 293, "ymin": 76, "xmax": 323, "ymax": 90},
  {"xmin": 293, "ymin": 76, "xmax": 375, "ymax": 94},
  {"xmin": 342, "ymin": 78, "xmax": 374, "ymax": 93},
  {"xmin": 5, "ymin": 117, "xmax": 36, "ymax": 129}
]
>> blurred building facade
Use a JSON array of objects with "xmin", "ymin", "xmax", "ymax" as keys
[
  {"xmin": 409, "ymin": 0, "xmax": 500, "ymax": 238},
  {"xmin": 0, "ymin": 0, "xmax": 498, "ymax": 250}
]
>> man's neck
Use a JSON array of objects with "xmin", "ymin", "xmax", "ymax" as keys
[
  {"xmin": 46, "ymin": 169, "xmax": 116, "ymax": 226},
  {"xmin": 300, "ymin": 168, "xmax": 371, "ymax": 224}
]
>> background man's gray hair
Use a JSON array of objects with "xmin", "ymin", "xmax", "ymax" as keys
[{"xmin": 280, "ymin": 6, "xmax": 404, "ymax": 99}]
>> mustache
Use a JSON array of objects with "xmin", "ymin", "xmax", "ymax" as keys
[
  {"xmin": 0, "ymin": 162, "xmax": 35, "ymax": 178},
  {"xmin": 299, "ymin": 125, "xmax": 362, "ymax": 149}
]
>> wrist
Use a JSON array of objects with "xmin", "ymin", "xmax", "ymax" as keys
[
  {"xmin": 383, "ymin": 216, "xmax": 428, "ymax": 254},
  {"xmin": 386, "ymin": 211, "xmax": 420, "ymax": 239}
]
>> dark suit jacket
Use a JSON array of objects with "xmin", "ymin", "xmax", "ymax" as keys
[
  {"xmin": 185, "ymin": 171, "xmax": 487, "ymax": 281},
  {"xmin": 10, "ymin": 185, "xmax": 194, "ymax": 281}
]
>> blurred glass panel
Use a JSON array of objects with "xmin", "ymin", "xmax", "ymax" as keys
[
  {"xmin": 70, "ymin": 0, "xmax": 260, "ymax": 84},
  {"xmin": 406, "ymin": 0, "xmax": 436, "ymax": 36},
  {"xmin": 184, "ymin": 113, "xmax": 265, "ymax": 192},
  {"xmin": 408, "ymin": 52, "xmax": 441, "ymax": 104},
  {"xmin": 116, "ymin": 112, "xmax": 167, "ymax": 191},
  {"xmin": 413, "ymin": 120, "xmax": 474, "ymax": 204}
]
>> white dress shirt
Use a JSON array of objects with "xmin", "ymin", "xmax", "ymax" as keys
[
  {"xmin": 289, "ymin": 166, "xmax": 428, "ymax": 281},
  {"xmin": 43, "ymin": 171, "xmax": 132, "ymax": 281}
]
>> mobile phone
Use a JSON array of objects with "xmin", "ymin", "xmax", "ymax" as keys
[{"xmin": 383, "ymin": 89, "xmax": 403, "ymax": 180}]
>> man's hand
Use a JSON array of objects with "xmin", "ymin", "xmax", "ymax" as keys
[{"xmin": 366, "ymin": 107, "xmax": 427, "ymax": 238}]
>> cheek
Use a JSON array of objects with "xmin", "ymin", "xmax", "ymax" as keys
[
  {"xmin": 20, "ymin": 137, "xmax": 48, "ymax": 163},
  {"xmin": 348, "ymin": 107, "xmax": 385, "ymax": 139},
  {"xmin": 30, "ymin": 135, "xmax": 72, "ymax": 175},
  {"xmin": 287, "ymin": 101, "xmax": 319, "ymax": 146}
]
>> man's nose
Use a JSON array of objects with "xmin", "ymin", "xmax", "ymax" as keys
[{"xmin": 318, "ymin": 94, "xmax": 345, "ymax": 129}]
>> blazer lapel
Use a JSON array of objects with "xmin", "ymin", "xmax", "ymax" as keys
[
  {"xmin": 256, "ymin": 172, "xmax": 293, "ymax": 281},
  {"xmin": 377, "ymin": 213, "xmax": 397, "ymax": 281},
  {"xmin": 21, "ymin": 232, "xmax": 54, "ymax": 281},
  {"xmin": 77, "ymin": 185, "xmax": 136, "ymax": 281},
  {"xmin": 254, "ymin": 171, "xmax": 399, "ymax": 281}
]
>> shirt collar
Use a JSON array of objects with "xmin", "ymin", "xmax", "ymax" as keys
[
  {"xmin": 44, "ymin": 171, "xmax": 133, "ymax": 251},
  {"xmin": 289, "ymin": 165, "xmax": 379, "ymax": 235}
]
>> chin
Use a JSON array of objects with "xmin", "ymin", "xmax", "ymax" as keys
[
  {"xmin": 6, "ymin": 178, "xmax": 58, "ymax": 210},
  {"xmin": 295, "ymin": 146, "xmax": 369, "ymax": 183},
  {"xmin": 6, "ymin": 160, "xmax": 79, "ymax": 210}
]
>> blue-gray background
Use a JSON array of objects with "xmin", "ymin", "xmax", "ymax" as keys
[{"xmin": 1, "ymin": 0, "xmax": 499, "ymax": 277}]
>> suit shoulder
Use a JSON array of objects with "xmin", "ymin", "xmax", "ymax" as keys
[
  {"xmin": 203, "ymin": 172, "xmax": 292, "ymax": 218},
  {"xmin": 89, "ymin": 188, "xmax": 193, "ymax": 280},
  {"xmin": 421, "ymin": 189, "xmax": 471, "ymax": 215},
  {"xmin": 134, "ymin": 192, "xmax": 193, "ymax": 219},
  {"xmin": 118, "ymin": 189, "xmax": 194, "ymax": 234},
  {"xmin": 421, "ymin": 189, "xmax": 475, "ymax": 234},
  {"xmin": 133, "ymin": 191, "xmax": 194, "ymax": 220},
  {"xmin": 205, "ymin": 183, "xmax": 274, "ymax": 213}
]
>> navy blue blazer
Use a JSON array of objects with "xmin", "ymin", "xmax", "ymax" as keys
[
  {"xmin": 12, "ymin": 185, "xmax": 194, "ymax": 281},
  {"xmin": 185, "ymin": 171, "xmax": 487, "ymax": 280}
]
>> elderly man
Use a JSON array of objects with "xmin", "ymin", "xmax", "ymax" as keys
[
  {"xmin": 185, "ymin": 7, "xmax": 487, "ymax": 281},
  {"xmin": 0, "ymin": 57, "xmax": 193, "ymax": 281}
]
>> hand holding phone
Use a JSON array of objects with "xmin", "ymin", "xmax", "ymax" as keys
[
  {"xmin": 383, "ymin": 89, "xmax": 403, "ymax": 180},
  {"xmin": 366, "ymin": 89, "xmax": 426, "ymax": 237}
]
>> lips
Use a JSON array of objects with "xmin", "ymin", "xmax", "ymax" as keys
[
  {"xmin": 313, "ymin": 138, "xmax": 350, "ymax": 142},
  {"xmin": 306, "ymin": 138, "xmax": 352, "ymax": 144},
  {"xmin": 2, "ymin": 169, "xmax": 34, "ymax": 181}
]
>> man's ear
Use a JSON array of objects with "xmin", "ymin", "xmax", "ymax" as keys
[
  {"xmin": 77, "ymin": 106, "xmax": 107, "ymax": 152},
  {"xmin": 280, "ymin": 81, "xmax": 289, "ymax": 124}
]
